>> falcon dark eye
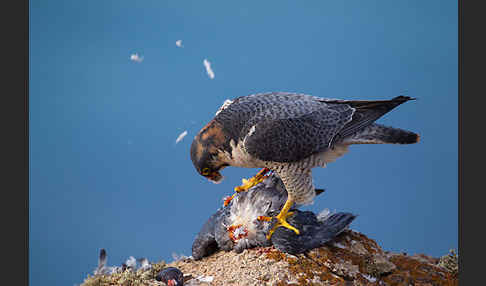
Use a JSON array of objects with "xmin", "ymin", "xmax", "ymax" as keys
[{"xmin": 201, "ymin": 167, "xmax": 211, "ymax": 175}]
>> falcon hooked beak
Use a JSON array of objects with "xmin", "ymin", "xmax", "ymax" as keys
[{"xmin": 205, "ymin": 170, "xmax": 223, "ymax": 184}]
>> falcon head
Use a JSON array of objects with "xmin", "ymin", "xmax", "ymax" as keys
[{"xmin": 190, "ymin": 120, "xmax": 229, "ymax": 183}]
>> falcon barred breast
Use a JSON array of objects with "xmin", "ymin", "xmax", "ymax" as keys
[{"xmin": 190, "ymin": 92, "xmax": 419, "ymax": 239}]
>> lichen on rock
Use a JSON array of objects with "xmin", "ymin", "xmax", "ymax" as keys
[
  {"xmin": 81, "ymin": 260, "xmax": 167, "ymax": 286},
  {"xmin": 437, "ymin": 249, "xmax": 459, "ymax": 277}
]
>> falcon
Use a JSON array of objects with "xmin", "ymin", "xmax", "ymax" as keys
[{"xmin": 190, "ymin": 92, "xmax": 419, "ymax": 239}]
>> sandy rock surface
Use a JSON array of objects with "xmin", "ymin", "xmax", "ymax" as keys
[{"xmin": 80, "ymin": 230, "xmax": 458, "ymax": 286}]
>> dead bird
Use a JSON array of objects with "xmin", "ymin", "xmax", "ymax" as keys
[
  {"xmin": 192, "ymin": 173, "xmax": 356, "ymax": 259},
  {"xmin": 156, "ymin": 267, "xmax": 184, "ymax": 286}
]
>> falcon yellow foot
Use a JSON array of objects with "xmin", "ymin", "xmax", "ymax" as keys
[
  {"xmin": 224, "ymin": 168, "xmax": 270, "ymax": 206},
  {"xmin": 234, "ymin": 168, "xmax": 270, "ymax": 192},
  {"xmin": 257, "ymin": 199, "xmax": 300, "ymax": 240}
]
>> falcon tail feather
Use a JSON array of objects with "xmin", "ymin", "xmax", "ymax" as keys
[
  {"xmin": 335, "ymin": 96, "xmax": 416, "ymax": 139},
  {"xmin": 341, "ymin": 123, "xmax": 419, "ymax": 145},
  {"xmin": 343, "ymin": 95, "xmax": 416, "ymax": 109}
]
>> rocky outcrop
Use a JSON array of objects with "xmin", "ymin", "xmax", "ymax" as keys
[{"xmin": 80, "ymin": 230, "xmax": 458, "ymax": 286}]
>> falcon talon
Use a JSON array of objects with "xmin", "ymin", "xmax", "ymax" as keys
[
  {"xmin": 234, "ymin": 178, "xmax": 258, "ymax": 192},
  {"xmin": 266, "ymin": 218, "xmax": 300, "ymax": 240},
  {"xmin": 234, "ymin": 168, "xmax": 270, "ymax": 192},
  {"xmin": 265, "ymin": 197, "xmax": 300, "ymax": 239},
  {"xmin": 229, "ymin": 170, "xmax": 270, "ymax": 205},
  {"xmin": 258, "ymin": 212, "xmax": 300, "ymax": 240},
  {"xmin": 223, "ymin": 194, "xmax": 236, "ymax": 206}
]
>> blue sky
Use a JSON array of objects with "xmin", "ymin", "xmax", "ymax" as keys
[{"xmin": 30, "ymin": 1, "xmax": 457, "ymax": 285}]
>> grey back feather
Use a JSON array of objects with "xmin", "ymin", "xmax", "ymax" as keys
[{"xmin": 215, "ymin": 92, "xmax": 355, "ymax": 162}]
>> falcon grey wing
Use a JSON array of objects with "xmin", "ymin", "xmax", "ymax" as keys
[
  {"xmin": 242, "ymin": 95, "xmax": 417, "ymax": 163},
  {"xmin": 243, "ymin": 108, "xmax": 353, "ymax": 163}
]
